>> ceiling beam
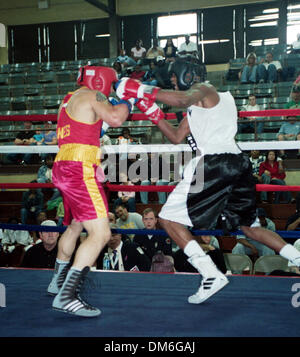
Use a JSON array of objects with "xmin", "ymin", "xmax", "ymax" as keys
[{"xmin": 84, "ymin": 0, "xmax": 114, "ymax": 16}]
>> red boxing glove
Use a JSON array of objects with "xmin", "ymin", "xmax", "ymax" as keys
[
  {"xmin": 116, "ymin": 78, "xmax": 160, "ymax": 102},
  {"xmin": 136, "ymin": 99, "xmax": 164, "ymax": 125}
]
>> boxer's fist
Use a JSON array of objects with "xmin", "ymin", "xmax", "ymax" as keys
[
  {"xmin": 136, "ymin": 99, "xmax": 164, "ymax": 125},
  {"xmin": 115, "ymin": 78, "xmax": 160, "ymax": 102}
]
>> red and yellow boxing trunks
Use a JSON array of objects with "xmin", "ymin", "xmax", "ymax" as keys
[{"xmin": 52, "ymin": 143, "xmax": 108, "ymax": 225}]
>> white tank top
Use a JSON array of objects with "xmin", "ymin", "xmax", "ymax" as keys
[{"xmin": 187, "ymin": 91, "xmax": 241, "ymax": 155}]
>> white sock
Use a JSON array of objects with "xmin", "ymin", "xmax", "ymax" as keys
[
  {"xmin": 184, "ymin": 239, "xmax": 206, "ymax": 258},
  {"xmin": 280, "ymin": 244, "xmax": 300, "ymax": 265}
]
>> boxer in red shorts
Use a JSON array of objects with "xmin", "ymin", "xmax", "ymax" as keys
[{"xmin": 47, "ymin": 66, "xmax": 132, "ymax": 317}]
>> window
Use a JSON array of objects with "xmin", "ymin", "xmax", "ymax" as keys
[{"xmin": 287, "ymin": 3, "xmax": 300, "ymax": 45}]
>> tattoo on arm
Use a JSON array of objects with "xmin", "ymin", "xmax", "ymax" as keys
[{"xmin": 96, "ymin": 91, "xmax": 108, "ymax": 102}]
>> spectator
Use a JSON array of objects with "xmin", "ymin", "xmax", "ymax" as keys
[
  {"xmin": 249, "ymin": 150, "xmax": 265, "ymax": 184},
  {"xmin": 113, "ymin": 173, "xmax": 136, "ymax": 212},
  {"xmin": 37, "ymin": 154, "xmax": 61, "ymax": 203},
  {"xmin": 284, "ymin": 83, "xmax": 300, "ymax": 109},
  {"xmin": 153, "ymin": 56, "xmax": 173, "ymax": 89},
  {"xmin": 115, "ymin": 203, "xmax": 144, "ymax": 240},
  {"xmin": 21, "ymin": 220, "xmax": 59, "ymax": 269},
  {"xmin": 257, "ymin": 52, "xmax": 285, "ymax": 83},
  {"xmin": 291, "ymin": 33, "xmax": 300, "ymax": 54},
  {"xmin": 164, "ymin": 38, "xmax": 177, "ymax": 62},
  {"xmin": 140, "ymin": 153, "xmax": 170, "ymax": 205},
  {"xmin": 142, "ymin": 61, "xmax": 158, "ymax": 86},
  {"xmin": 32, "ymin": 126, "xmax": 45, "ymax": 145},
  {"xmin": 130, "ymin": 39, "xmax": 146, "ymax": 64},
  {"xmin": 40, "ymin": 121, "xmax": 57, "ymax": 162},
  {"xmin": 277, "ymin": 116, "xmax": 300, "ymax": 159},
  {"xmin": 287, "ymin": 239, "xmax": 300, "ymax": 274},
  {"xmin": 1, "ymin": 217, "xmax": 33, "ymax": 254},
  {"xmin": 129, "ymin": 64, "xmax": 146, "ymax": 81},
  {"xmin": 7, "ymin": 120, "xmax": 35, "ymax": 165},
  {"xmin": 238, "ymin": 94, "xmax": 264, "ymax": 134},
  {"xmin": 112, "ymin": 61, "xmax": 126, "ymax": 79},
  {"xmin": 173, "ymin": 236, "xmax": 227, "ymax": 274},
  {"xmin": 178, "ymin": 35, "xmax": 198, "ymax": 59},
  {"xmin": 145, "ymin": 39, "xmax": 164, "ymax": 61},
  {"xmin": 55, "ymin": 201, "xmax": 64, "ymax": 226},
  {"xmin": 133, "ymin": 208, "xmax": 172, "ymax": 261},
  {"xmin": 100, "ymin": 132, "xmax": 112, "ymax": 146},
  {"xmin": 108, "ymin": 212, "xmax": 116, "ymax": 224},
  {"xmin": 259, "ymin": 150, "xmax": 291, "ymax": 204},
  {"xmin": 117, "ymin": 127, "xmax": 139, "ymax": 162},
  {"xmin": 232, "ymin": 208, "xmax": 276, "ymax": 257},
  {"xmin": 20, "ymin": 183, "xmax": 44, "ymax": 225},
  {"xmin": 239, "ymin": 52, "xmax": 258, "ymax": 84},
  {"xmin": 285, "ymin": 192, "xmax": 300, "ymax": 233},
  {"xmin": 96, "ymin": 223, "xmax": 151, "ymax": 271},
  {"xmin": 150, "ymin": 251, "xmax": 175, "ymax": 272},
  {"xmin": 116, "ymin": 49, "xmax": 136, "ymax": 68}
]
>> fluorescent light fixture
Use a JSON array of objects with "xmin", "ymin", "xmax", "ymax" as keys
[
  {"xmin": 199, "ymin": 39, "xmax": 230, "ymax": 44},
  {"xmin": 249, "ymin": 14, "xmax": 279, "ymax": 21},
  {"xmin": 95, "ymin": 34, "xmax": 110, "ymax": 38},
  {"xmin": 250, "ymin": 21, "xmax": 278, "ymax": 27},
  {"xmin": 263, "ymin": 8, "xmax": 279, "ymax": 14},
  {"xmin": 288, "ymin": 4, "xmax": 300, "ymax": 10}
]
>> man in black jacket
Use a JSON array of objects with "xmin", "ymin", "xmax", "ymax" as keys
[{"xmin": 96, "ymin": 224, "xmax": 151, "ymax": 272}]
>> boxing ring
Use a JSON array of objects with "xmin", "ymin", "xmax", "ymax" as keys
[{"xmin": 1, "ymin": 108, "xmax": 300, "ymax": 338}]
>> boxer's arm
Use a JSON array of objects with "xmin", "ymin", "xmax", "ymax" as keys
[
  {"xmin": 156, "ymin": 83, "xmax": 218, "ymax": 108},
  {"xmin": 157, "ymin": 116, "xmax": 191, "ymax": 145}
]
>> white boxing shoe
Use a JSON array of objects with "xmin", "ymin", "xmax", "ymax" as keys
[
  {"xmin": 187, "ymin": 254, "xmax": 229, "ymax": 304},
  {"xmin": 188, "ymin": 274, "xmax": 229, "ymax": 304}
]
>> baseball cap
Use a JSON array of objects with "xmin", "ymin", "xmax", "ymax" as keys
[
  {"xmin": 156, "ymin": 55, "xmax": 164, "ymax": 62},
  {"xmin": 41, "ymin": 220, "xmax": 57, "ymax": 227}
]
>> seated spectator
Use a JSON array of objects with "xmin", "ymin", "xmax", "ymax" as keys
[
  {"xmin": 131, "ymin": 39, "xmax": 146, "ymax": 64},
  {"xmin": 142, "ymin": 61, "xmax": 158, "ymax": 86},
  {"xmin": 173, "ymin": 236, "xmax": 227, "ymax": 274},
  {"xmin": 100, "ymin": 132, "xmax": 112, "ymax": 146},
  {"xmin": 238, "ymin": 94, "xmax": 264, "ymax": 134},
  {"xmin": 116, "ymin": 49, "xmax": 136, "ymax": 68},
  {"xmin": 145, "ymin": 39, "xmax": 164, "ymax": 61},
  {"xmin": 284, "ymin": 82, "xmax": 300, "ymax": 109},
  {"xmin": 249, "ymin": 150, "xmax": 265, "ymax": 184},
  {"xmin": 259, "ymin": 150, "xmax": 291, "ymax": 204},
  {"xmin": 113, "ymin": 173, "xmax": 136, "ymax": 212},
  {"xmin": 239, "ymin": 52, "xmax": 258, "ymax": 84},
  {"xmin": 55, "ymin": 201, "xmax": 64, "ymax": 226},
  {"xmin": 1, "ymin": 217, "xmax": 33, "ymax": 254},
  {"xmin": 153, "ymin": 56, "xmax": 173, "ymax": 89},
  {"xmin": 112, "ymin": 61, "xmax": 126, "ymax": 79},
  {"xmin": 96, "ymin": 223, "xmax": 151, "ymax": 271},
  {"xmin": 133, "ymin": 208, "xmax": 172, "ymax": 261},
  {"xmin": 21, "ymin": 183, "xmax": 44, "ymax": 224},
  {"xmin": 291, "ymin": 33, "xmax": 300, "ymax": 54},
  {"xmin": 7, "ymin": 120, "xmax": 35, "ymax": 165},
  {"xmin": 232, "ymin": 208, "xmax": 276, "ymax": 257},
  {"xmin": 150, "ymin": 251, "xmax": 175, "ymax": 273},
  {"xmin": 287, "ymin": 239, "xmax": 300, "ymax": 274},
  {"xmin": 277, "ymin": 116, "xmax": 300, "ymax": 159},
  {"xmin": 129, "ymin": 64, "xmax": 145, "ymax": 81},
  {"xmin": 164, "ymin": 38, "xmax": 177, "ymax": 62},
  {"xmin": 21, "ymin": 220, "xmax": 59, "ymax": 269},
  {"xmin": 257, "ymin": 52, "xmax": 289, "ymax": 83},
  {"xmin": 37, "ymin": 154, "xmax": 61, "ymax": 203},
  {"xmin": 32, "ymin": 126, "xmax": 45, "ymax": 145},
  {"xmin": 140, "ymin": 153, "xmax": 170, "ymax": 205},
  {"xmin": 108, "ymin": 212, "xmax": 116, "ymax": 224},
  {"xmin": 115, "ymin": 203, "xmax": 144, "ymax": 240},
  {"xmin": 117, "ymin": 127, "xmax": 139, "ymax": 162},
  {"xmin": 177, "ymin": 35, "xmax": 198, "ymax": 60},
  {"xmin": 285, "ymin": 192, "xmax": 300, "ymax": 234},
  {"xmin": 40, "ymin": 121, "xmax": 57, "ymax": 161}
]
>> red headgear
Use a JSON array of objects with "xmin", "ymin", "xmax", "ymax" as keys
[{"xmin": 77, "ymin": 66, "xmax": 118, "ymax": 97}]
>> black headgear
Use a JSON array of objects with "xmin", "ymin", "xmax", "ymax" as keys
[
  {"xmin": 292, "ymin": 84, "xmax": 300, "ymax": 93},
  {"xmin": 168, "ymin": 60, "xmax": 195, "ymax": 90}
]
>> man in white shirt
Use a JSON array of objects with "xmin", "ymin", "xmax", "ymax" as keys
[
  {"xmin": 238, "ymin": 94, "xmax": 264, "ymax": 133},
  {"xmin": 178, "ymin": 35, "xmax": 198, "ymax": 59},
  {"xmin": 257, "ymin": 52, "xmax": 283, "ymax": 83}
]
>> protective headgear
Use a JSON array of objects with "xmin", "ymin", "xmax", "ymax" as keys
[
  {"xmin": 292, "ymin": 84, "xmax": 300, "ymax": 93},
  {"xmin": 168, "ymin": 60, "xmax": 195, "ymax": 90},
  {"xmin": 77, "ymin": 66, "xmax": 118, "ymax": 97}
]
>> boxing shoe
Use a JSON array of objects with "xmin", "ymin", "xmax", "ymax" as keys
[
  {"xmin": 47, "ymin": 260, "xmax": 70, "ymax": 296},
  {"xmin": 52, "ymin": 266, "xmax": 101, "ymax": 317},
  {"xmin": 187, "ymin": 254, "xmax": 229, "ymax": 304}
]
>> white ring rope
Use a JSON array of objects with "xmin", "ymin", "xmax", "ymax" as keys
[{"xmin": 1, "ymin": 141, "xmax": 300, "ymax": 154}]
